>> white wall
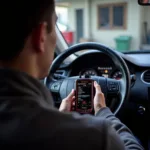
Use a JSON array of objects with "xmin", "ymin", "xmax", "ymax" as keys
[
  {"xmin": 56, "ymin": 7, "xmax": 68, "ymax": 25},
  {"xmin": 91, "ymin": 0, "xmax": 142, "ymax": 50}
]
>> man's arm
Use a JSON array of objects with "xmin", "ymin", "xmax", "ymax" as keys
[
  {"xmin": 96, "ymin": 107, "xmax": 144, "ymax": 150},
  {"xmin": 91, "ymin": 119, "xmax": 126, "ymax": 150},
  {"xmin": 69, "ymin": 115, "xmax": 126, "ymax": 150},
  {"xmin": 93, "ymin": 81, "xmax": 143, "ymax": 149}
]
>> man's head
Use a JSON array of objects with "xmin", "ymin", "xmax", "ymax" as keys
[{"xmin": 0, "ymin": 0, "xmax": 57, "ymax": 79}]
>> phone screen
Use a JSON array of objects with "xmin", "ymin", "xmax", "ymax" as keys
[{"xmin": 76, "ymin": 80, "xmax": 93, "ymax": 112}]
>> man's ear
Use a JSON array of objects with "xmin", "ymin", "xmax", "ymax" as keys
[{"xmin": 32, "ymin": 22, "xmax": 47, "ymax": 53}]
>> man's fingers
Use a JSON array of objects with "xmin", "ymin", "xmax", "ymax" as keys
[
  {"xmin": 66, "ymin": 89, "xmax": 75, "ymax": 99},
  {"xmin": 94, "ymin": 81, "xmax": 102, "ymax": 93}
]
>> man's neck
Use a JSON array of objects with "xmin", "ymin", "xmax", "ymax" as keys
[{"xmin": 0, "ymin": 58, "xmax": 39, "ymax": 79}]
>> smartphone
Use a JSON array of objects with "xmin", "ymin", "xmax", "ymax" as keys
[{"xmin": 75, "ymin": 79, "xmax": 94, "ymax": 114}]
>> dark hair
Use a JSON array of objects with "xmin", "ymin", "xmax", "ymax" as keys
[{"xmin": 0, "ymin": 0, "xmax": 55, "ymax": 61}]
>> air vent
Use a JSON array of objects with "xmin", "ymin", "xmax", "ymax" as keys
[{"xmin": 142, "ymin": 70, "xmax": 150, "ymax": 83}]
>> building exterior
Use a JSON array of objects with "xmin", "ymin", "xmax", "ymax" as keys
[{"xmin": 56, "ymin": 0, "xmax": 150, "ymax": 50}]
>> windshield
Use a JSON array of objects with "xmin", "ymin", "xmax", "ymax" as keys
[{"xmin": 56, "ymin": 0, "xmax": 150, "ymax": 53}]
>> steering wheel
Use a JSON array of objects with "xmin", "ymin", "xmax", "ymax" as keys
[{"xmin": 45, "ymin": 42, "xmax": 131, "ymax": 115}]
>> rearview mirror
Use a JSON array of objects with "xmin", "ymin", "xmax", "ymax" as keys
[{"xmin": 138, "ymin": 0, "xmax": 150, "ymax": 5}]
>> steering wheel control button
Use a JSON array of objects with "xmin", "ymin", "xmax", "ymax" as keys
[
  {"xmin": 51, "ymin": 82, "xmax": 62, "ymax": 92},
  {"xmin": 108, "ymin": 81, "xmax": 119, "ymax": 93}
]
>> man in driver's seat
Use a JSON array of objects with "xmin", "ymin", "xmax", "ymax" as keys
[{"xmin": 0, "ymin": 0, "xmax": 143, "ymax": 150}]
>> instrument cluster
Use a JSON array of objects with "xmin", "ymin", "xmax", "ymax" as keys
[{"xmin": 80, "ymin": 67, "xmax": 122, "ymax": 80}]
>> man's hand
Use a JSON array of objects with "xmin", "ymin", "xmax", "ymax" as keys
[
  {"xmin": 94, "ymin": 81, "xmax": 106, "ymax": 114},
  {"xmin": 59, "ymin": 89, "xmax": 75, "ymax": 112},
  {"xmin": 59, "ymin": 82, "xmax": 106, "ymax": 114}
]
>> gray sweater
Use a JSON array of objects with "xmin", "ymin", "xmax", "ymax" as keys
[{"xmin": 0, "ymin": 69, "xmax": 143, "ymax": 149}]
